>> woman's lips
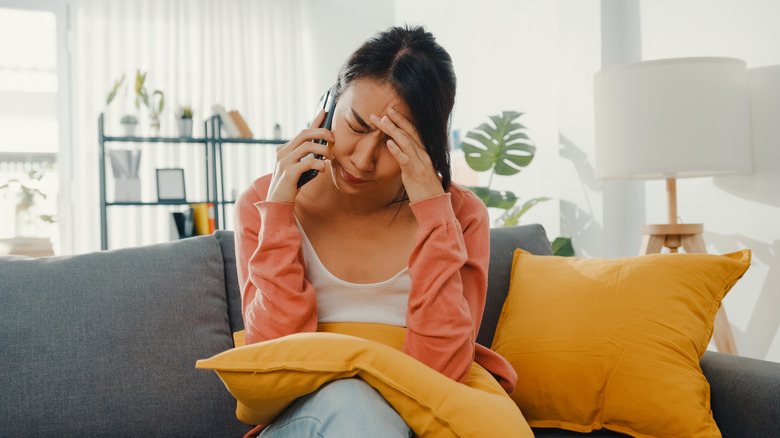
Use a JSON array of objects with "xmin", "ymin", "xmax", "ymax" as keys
[{"xmin": 342, "ymin": 169, "xmax": 367, "ymax": 184}]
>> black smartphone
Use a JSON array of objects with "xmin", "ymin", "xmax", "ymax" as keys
[{"xmin": 297, "ymin": 85, "xmax": 337, "ymax": 188}]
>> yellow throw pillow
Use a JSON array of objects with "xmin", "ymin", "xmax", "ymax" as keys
[
  {"xmin": 491, "ymin": 249, "xmax": 751, "ymax": 438},
  {"xmin": 198, "ymin": 324, "xmax": 533, "ymax": 438}
]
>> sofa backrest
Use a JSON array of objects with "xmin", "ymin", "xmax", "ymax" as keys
[
  {"xmin": 215, "ymin": 230, "xmax": 244, "ymax": 335},
  {"xmin": 215, "ymin": 224, "xmax": 553, "ymax": 349},
  {"xmin": 0, "ymin": 236, "xmax": 249, "ymax": 437},
  {"xmin": 478, "ymin": 224, "xmax": 553, "ymax": 346}
]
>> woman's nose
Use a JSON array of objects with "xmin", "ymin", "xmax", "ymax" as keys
[{"xmin": 350, "ymin": 134, "xmax": 384, "ymax": 171}]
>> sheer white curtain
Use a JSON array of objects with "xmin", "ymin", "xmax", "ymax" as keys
[{"xmin": 63, "ymin": 0, "xmax": 308, "ymax": 253}]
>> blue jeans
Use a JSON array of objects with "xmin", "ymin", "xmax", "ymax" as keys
[{"xmin": 259, "ymin": 378, "xmax": 414, "ymax": 438}]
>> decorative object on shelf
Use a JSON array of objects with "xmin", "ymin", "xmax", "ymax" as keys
[
  {"xmin": 156, "ymin": 168, "xmax": 187, "ymax": 203},
  {"xmin": 120, "ymin": 114, "xmax": 139, "ymax": 137},
  {"xmin": 135, "ymin": 70, "xmax": 165, "ymax": 135},
  {"xmin": 211, "ymin": 105, "xmax": 253, "ymax": 138},
  {"xmin": 178, "ymin": 106, "xmax": 194, "ymax": 137},
  {"xmin": 273, "ymin": 123, "xmax": 282, "ymax": 140},
  {"xmin": 229, "ymin": 110, "xmax": 253, "ymax": 138},
  {"xmin": 211, "ymin": 104, "xmax": 240, "ymax": 137},
  {"xmin": 594, "ymin": 56, "xmax": 753, "ymax": 355},
  {"xmin": 0, "ymin": 169, "xmax": 57, "ymax": 238},
  {"xmin": 108, "ymin": 149, "xmax": 142, "ymax": 202},
  {"xmin": 106, "ymin": 69, "xmax": 165, "ymax": 135},
  {"xmin": 460, "ymin": 111, "xmax": 574, "ymax": 256},
  {"xmin": 190, "ymin": 203, "xmax": 216, "ymax": 235},
  {"xmin": 171, "ymin": 208, "xmax": 195, "ymax": 239}
]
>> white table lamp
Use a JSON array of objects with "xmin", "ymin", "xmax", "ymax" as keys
[{"xmin": 594, "ymin": 57, "xmax": 753, "ymax": 355}]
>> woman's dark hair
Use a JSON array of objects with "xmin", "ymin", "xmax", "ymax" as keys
[{"xmin": 336, "ymin": 25, "xmax": 456, "ymax": 192}]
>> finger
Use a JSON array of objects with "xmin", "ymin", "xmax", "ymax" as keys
[
  {"xmin": 282, "ymin": 141, "xmax": 334, "ymax": 164},
  {"xmin": 370, "ymin": 114, "xmax": 413, "ymax": 152},
  {"xmin": 372, "ymin": 115, "xmax": 429, "ymax": 167},
  {"xmin": 386, "ymin": 139, "xmax": 410, "ymax": 166},
  {"xmin": 309, "ymin": 109, "xmax": 327, "ymax": 129},
  {"xmin": 284, "ymin": 127, "xmax": 335, "ymax": 155},
  {"xmin": 386, "ymin": 107, "xmax": 420, "ymax": 138}
]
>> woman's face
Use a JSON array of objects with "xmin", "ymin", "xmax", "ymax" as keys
[{"xmin": 327, "ymin": 78, "xmax": 414, "ymax": 197}]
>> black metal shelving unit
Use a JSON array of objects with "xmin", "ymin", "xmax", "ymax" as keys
[
  {"xmin": 98, "ymin": 112, "xmax": 286, "ymax": 250},
  {"xmin": 205, "ymin": 114, "xmax": 286, "ymax": 231}
]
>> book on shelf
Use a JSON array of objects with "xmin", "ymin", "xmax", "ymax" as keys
[
  {"xmin": 211, "ymin": 104, "xmax": 241, "ymax": 138},
  {"xmin": 0, "ymin": 237, "xmax": 55, "ymax": 257},
  {"xmin": 171, "ymin": 208, "xmax": 195, "ymax": 239},
  {"xmin": 229, "ymin": 110, "xmax": 253, "ymax": 138},
  {"xmin": 190, "ymin": 203, "xmax": 216, "ymax": 235}
]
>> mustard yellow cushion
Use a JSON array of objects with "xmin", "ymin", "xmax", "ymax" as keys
[
  {"xmin": 198, "ymin": 323, "xmax": 532, "ymax": 438},
  {"xmin": 491, "ymin": 249, "xmax": 751, "ymax": 438}
]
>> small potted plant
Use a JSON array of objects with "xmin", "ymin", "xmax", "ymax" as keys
[
  {"xmin": 178, "ymin": 106, "xmax": 193, "ymax": 137},
  {"xmin": 106, "ymin": 69, "xmax": 165, "ymax": 136},
  {"xmin": 0, "ymin": 169, "xmax": 57, "ymax": 237},
  {"xmin": 120, "ymin": 114, "xmax": 139, "ymax": 137}
]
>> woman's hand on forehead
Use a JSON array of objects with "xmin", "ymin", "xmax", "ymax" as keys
[{"xmin": 372, "ymin": 107, "xmax": 444, "ymax": 202}]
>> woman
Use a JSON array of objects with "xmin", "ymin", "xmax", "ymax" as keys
[{"xmin": 234, "ymin": 25, "xmax": 516, "ymax": 437}]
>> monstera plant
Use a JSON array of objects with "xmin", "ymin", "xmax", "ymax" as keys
[{"xmin": 460, "ymin": 110, "xmax": 574, "ymax": 256}]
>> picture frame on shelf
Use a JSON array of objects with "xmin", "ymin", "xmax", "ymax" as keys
[{"xmin": 156, "ymin": 168, "xmax": 186, "ymax": 203}]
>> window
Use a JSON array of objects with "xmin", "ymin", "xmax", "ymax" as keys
[{"xmin": 0, "ymin": 7, "xmax": 60, "ymax": 247}]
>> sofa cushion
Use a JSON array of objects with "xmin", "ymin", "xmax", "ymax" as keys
[
  {"xmin": 0, "ymin": 236, "xmax": 248, "ymax": 437},
  {"xmin": 491, "ymin": 249, "xmax": 751, "ymax": 438},
  {"xmin": 198, "ymin": 324, "xmax": 534, "ymax": 438}
]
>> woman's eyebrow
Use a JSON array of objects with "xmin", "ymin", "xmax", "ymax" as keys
[{"xmin": 351, "ymin": 108, "xmax": 372, "ymax": 129}]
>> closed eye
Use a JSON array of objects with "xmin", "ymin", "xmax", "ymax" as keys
[
  {"xmin": 348, "ymin": 122, "xmax": 369, "ymax": 134},
  {"xmin": 350, "ymin": 108, "xmax": 372, "ymax": 134}
]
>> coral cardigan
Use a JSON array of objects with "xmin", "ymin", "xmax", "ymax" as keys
[{"xmin": 234, "ymin": 174, "xmax": 517, "ymax": 393}]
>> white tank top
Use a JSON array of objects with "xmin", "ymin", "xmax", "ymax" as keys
[{"xmin": 295, "ymin": 218, "xmax": 410, "ymax": 327}]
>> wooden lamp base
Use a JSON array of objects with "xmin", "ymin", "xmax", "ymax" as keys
[
  {"xmin": 640, "ymin": 223, "xmax": 705, "ymax": 254},
  {"xmin": 639, "ymin": 179, "xmax": 738, "ymax": 355}
]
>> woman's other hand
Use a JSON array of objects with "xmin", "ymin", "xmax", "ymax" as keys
[
  {"xmin": 371, "ymin": 107, "xmax": 444, "ymax": 202},
  {"xmin": 266, "ymin": 110, "xmax": 335, "ymax": 204}
]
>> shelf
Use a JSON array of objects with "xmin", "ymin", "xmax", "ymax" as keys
[
  {"xmin": 102, "ymin": 135, "xmax": 208, "ymax": 144},
  {"xmin": 98, "ymin": 112, "xmax": 287, "ymax": 250},
  {"xmin": 217, "ymin": 138, "xmax": 286, "ymax": 145},
  {"xmin": 106, "ymin": 200, "xmax": 211, "ymax": 206}
]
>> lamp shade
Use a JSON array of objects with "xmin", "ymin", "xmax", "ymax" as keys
[{"xmin": 594, "ymin": 57, "xmax": 752, "ymax": 180}]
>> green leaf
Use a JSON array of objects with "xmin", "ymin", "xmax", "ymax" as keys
[
  {"xmin": 494, "ymin": 143, "xmax": 536, "ymax": 175},
  {"xmin": 468, "ymin": 186, "xmax": 517, "ymax": 209},
  {"xmin": 461, "ymin": 111, "xmax": 535, "ymax": 177},
  {"xmin": 152, "ymin": 90, "xmax": 165, "ymax": 113},
  {"xmin": 461, "ymin": 133, "xmax": 496, "ymax": 171},
  {"xmin": 106, "ymin": 74, "xmax": 125, "ymax": 105},
  {"xmin": 496, "ymin": 197, "xmax": 550, "ymax": 226},
  {"xmin": 551, "ymin": 237, "xmax": 575, "ymax": 257}
]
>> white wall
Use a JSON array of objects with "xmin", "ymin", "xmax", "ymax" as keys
[
  {"xmin": 557, "ymin": 0, "xmax": 608, "ymax": 258},
  {"xmin": 299, "ymin": 0, "xmax": 396, "ymax": 115}
]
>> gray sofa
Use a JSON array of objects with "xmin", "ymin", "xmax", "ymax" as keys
[{"xmin": 1, "ymin": 225, "xmax": 778, "ymax": 437}]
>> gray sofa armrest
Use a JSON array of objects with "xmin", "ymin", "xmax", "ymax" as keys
[{"xmin": 701, "ymin": 351, "xmax": 780, "ymax": 437}]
